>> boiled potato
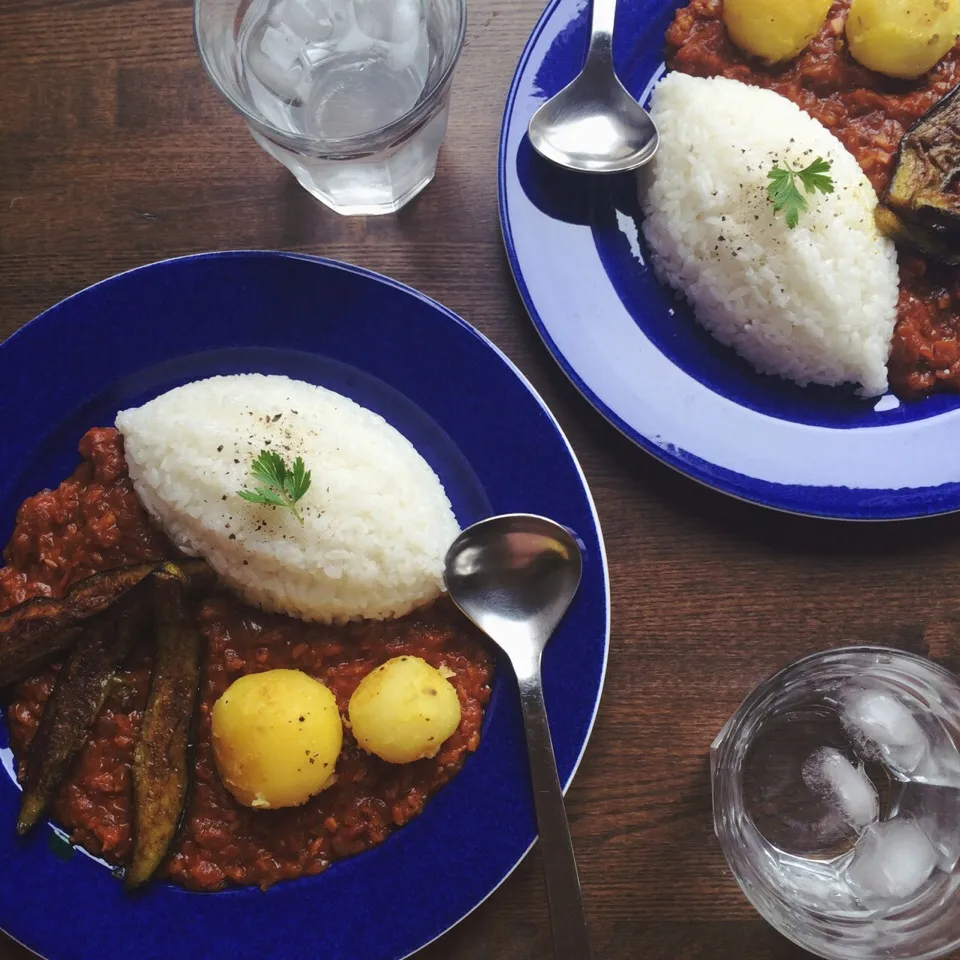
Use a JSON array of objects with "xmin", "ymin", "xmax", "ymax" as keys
[
  {"xmin": 211, "ymin": 669, "xmax": 342, "ymax": 809},
  {"xmin": 847, "ymin": 0, "xmax": 960, "ymax": 78},
  {"xmin": 723, "ymin": 0, "xmax": 833, "ymax": 63},
  {"xmin": 348, "ymin": 657, "xmax": 461, "ymax": 765}
]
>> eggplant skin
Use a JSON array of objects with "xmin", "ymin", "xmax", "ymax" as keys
[
  {"xmin": 165, "ymin": 559, "xmax": 218, "ymax": 593},
  {"xmin": 875, "ymin": 205, "xmax": 960, "ymax": 265},
  {"xmin": 881, "ymin": 82, "xmax": 960, "ymax": 260},
  {"xmin": 16, "ymin": 597, "xmax": 148, "ymax": 835},
  {"xmin": 127, "ymin": 570, "xmax": 202, "ymax": 888},
  {"xmin": 0, "ymin": 564, "xmax": 158, "ymax": 689}
]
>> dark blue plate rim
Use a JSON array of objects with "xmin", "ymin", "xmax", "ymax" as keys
[
  {"xmin": 497, "ymin": 0, "xmax": 960, "ymax": 522},
  {"xmin": 497, "ymin": 0, "xmax": 658, "ymax": 490},
  {"xmin": 0, "ymin": 250, "xmax": 610, "ymax": 960}
]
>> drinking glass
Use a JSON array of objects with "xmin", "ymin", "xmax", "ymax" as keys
[
  {"xmin": 195, "ymin": 0, "xmax": 466, "ymax": 215},
  {"xmin": 712, "ymin": 647, "xmax": 960, "ymax": 960}
]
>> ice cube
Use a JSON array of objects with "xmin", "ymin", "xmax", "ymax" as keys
[
  {"xmin": 247, "ymin": 49, "xmax": 303, "ymax": 102},
  {"xmin": 324, "ymin": 0, "xmax": 355, "ymax": 39},
  {"xmin": 912, "ymin": 746, "xmax": 960, "ymax": 789},
  {"xmin": 781, "ymin": 856, "xmax": 857, "ymax": 910},
  {"xmin": 909, "ymin": 719, "xmax": 960, "ymax": 788},
  {"xmin": 385, "ymin": 32, "xmax": 422, "ymax": 72},
  {"xmin": 330, "ymin": 24, "xmax": 378, "ymax": 56},
  {"xmin": 272, "ymin": 0, "xmax": 335, "ymax": 43},
  {"xmin": 260, "ymin": 21, "xmax": 304, "ymax": 69},
  {"xmin": 355, "ymin": 0, "xmax": 426, "ymax": 72},
  {"xmin": 847, "ymin": 819, "xmax": 937, "ymax": 902},
  {"xmin": 894, "ymin": 782, "xmax": 960, "ymax": 874},
  {"xmin": 802, "ymin": 747, "xmax": 879, "ymax": 830},
  {"xmin": 300, "ymin": 40, "xmax": 336, "ymax": 68},
  {"xmin": 842, "ymin": 687, "xmax": 927, "ymax": 776},
  {"xmin": 247, "ymin": 21, "xmax": 305, "ymax": 102},
  {"xmin": 355, "ymin": 0, "xmax": 422, "ymax": 43}
]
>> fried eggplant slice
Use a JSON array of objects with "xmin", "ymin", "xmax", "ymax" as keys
[
  {"xmin": 162, "ymin": 558, "xmax": 218, "ymax": 593},
  {"xmin": 886, "ymin": 82, "xmax": 960, "ymax": 219},
  {"xmin": 127, "ymin": 572, "xmax": 202, "ymax": 888},
  {"xmin": 0, "ymin": 563, "xmax": 158, "ymax": 688},
  {"xmin": 881, "ymin": 82, "xmax": 960, "ymax": 260},
  {"xmin": 17, "ymin": 598, "xmax": 147, "ymax": 834},
  {"xmin": 874, "ymin": 205, "xmax": 960, "ymax": 265}
]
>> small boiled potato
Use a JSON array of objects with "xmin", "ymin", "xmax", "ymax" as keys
[
  {"xmin": 723, "ymin": 0, "xmax": 833, "ymax": 63},
  {"xmin": 211, "ymin": 669, "xmax": 343, "ymax": 809},
  {"xmin": 349, "ymin": 656, "xmax": 461, "ymax": 765},
  {"xmin": 846, "ymin": 0, "xmax": 960, "ymax": 79}
]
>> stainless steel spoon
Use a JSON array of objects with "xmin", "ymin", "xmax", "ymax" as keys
[
  {"xmin": 528, "ymin": 0, "xmax": 659, "ymax": 173},
  {"xmin": 444, "ymin": 515, "xmax": 590, "ymax": 960}
]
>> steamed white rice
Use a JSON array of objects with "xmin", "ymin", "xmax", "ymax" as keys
[
  {"xmin": 639, "ymin": 73, "xmax": 899, "ymax": 397},
  {"xmin": 116, "ymin": 374, "xmax": 460, "ymax": 623}
]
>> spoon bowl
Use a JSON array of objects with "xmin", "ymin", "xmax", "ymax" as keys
[
  {"xmin": 444, "ymin": 515, "xmax": 592, "ymax": 960},
  {"xmin": 528, "ymin": 71, "xmax": 660, "ymax": 173},
  {"xmin": 527, "ymin": 0, "xmax": 659, "ymax": 174},
  {"xmin": 444, "ymin": 514, "xmax": 582, "ymax": 662}
]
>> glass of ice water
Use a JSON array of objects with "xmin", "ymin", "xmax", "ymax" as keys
[
  {"xmin": 195, "ymin": 0, "xmax": 466, "ymax": 214},
  {"xmin": 712, "ymin": 648, "xmax": 960, "ymax": 960}
]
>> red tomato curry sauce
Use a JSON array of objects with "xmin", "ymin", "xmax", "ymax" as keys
[
  {"xmin": 667, "ymin": 0, "xmax": 960, "ymax": 400},
  {"xmin": 1, "ymin": 429, "xmax": 493, "ymax": 891}
]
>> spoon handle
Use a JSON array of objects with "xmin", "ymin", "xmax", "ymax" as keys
[
  {"xmin": 586, "ymin": 0, "xmax": 617, "ymax": 69},
  {"xmin": 516, "ymin": 666, "xmax": 593, "ymax": 960}
]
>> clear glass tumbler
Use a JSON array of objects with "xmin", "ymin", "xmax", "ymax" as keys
[
  {"xmin": 712, "ymin": 647, "xmax": 960, "ymax": 960},
  {"xmin": 195, "ymin": 0, "xmax": 466, "ymax": 215}
]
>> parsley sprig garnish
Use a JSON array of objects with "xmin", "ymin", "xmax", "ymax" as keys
[
  {"xmin": 238, "ymin": 449, "xmax": 312, "ymax": 525},
  {"xmin": 767, "ymin": 157, "xmax": 835, "ymax": 229}
]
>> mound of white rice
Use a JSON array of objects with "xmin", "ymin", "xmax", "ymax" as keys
[
  {"xmin": 116, "ymin": 374, "xmax": 460, "ymax": 623},
  {"xmin": 639, "ymin": 73, "xmax": 899, "ymax": 397}
]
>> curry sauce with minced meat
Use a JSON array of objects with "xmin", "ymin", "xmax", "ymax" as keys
[
  {"xmin": 668, "ymin": 0, "xmax": 960, "ymax": 399},
  {"xmin": 1, "ymin": 429, "xmax": 493, "ymax": 891}
]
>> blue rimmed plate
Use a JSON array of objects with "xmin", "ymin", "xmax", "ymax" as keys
[
  {"xmin": 0, "ymin": 251, "xmax": 609, "ymax": 960},
  {"xmin": 499, "ymin": 0, "xmax": 960, "ymax": 520}
]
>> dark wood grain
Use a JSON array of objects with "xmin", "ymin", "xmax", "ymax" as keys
[{"xmin": 2, "ymin": 1, "xmax": 958, "ymax": 959}]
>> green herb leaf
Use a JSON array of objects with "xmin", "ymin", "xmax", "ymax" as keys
[
  {"xmin": 797, "ymin": 156, "xmax": 835, "ymax": 195},
  {"xmin": 767, "ymin": 167, "xmax": 807, "ymax": 228},
  {"xmin": 290, "ymin": 456, "xmax": 311, "ymax": 501},
  {"xmin": 238, "ymin": 450, "xmax": 312, "ymax": 524},
  {"xmin": 767, "ymin": 156, "xmax": 834, "ymax": 229},
  {"xmin": 237, "ymin": 487, "xmax": 286, "ymax": 508},
  {"xmin": 249, "ymin": 449, "xmax": 287, "ymax": 490}
]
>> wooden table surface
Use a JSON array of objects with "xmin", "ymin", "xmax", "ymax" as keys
[{"xmin": 3, "ymin": 1, "xmax": 959, "ymax": 958}]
